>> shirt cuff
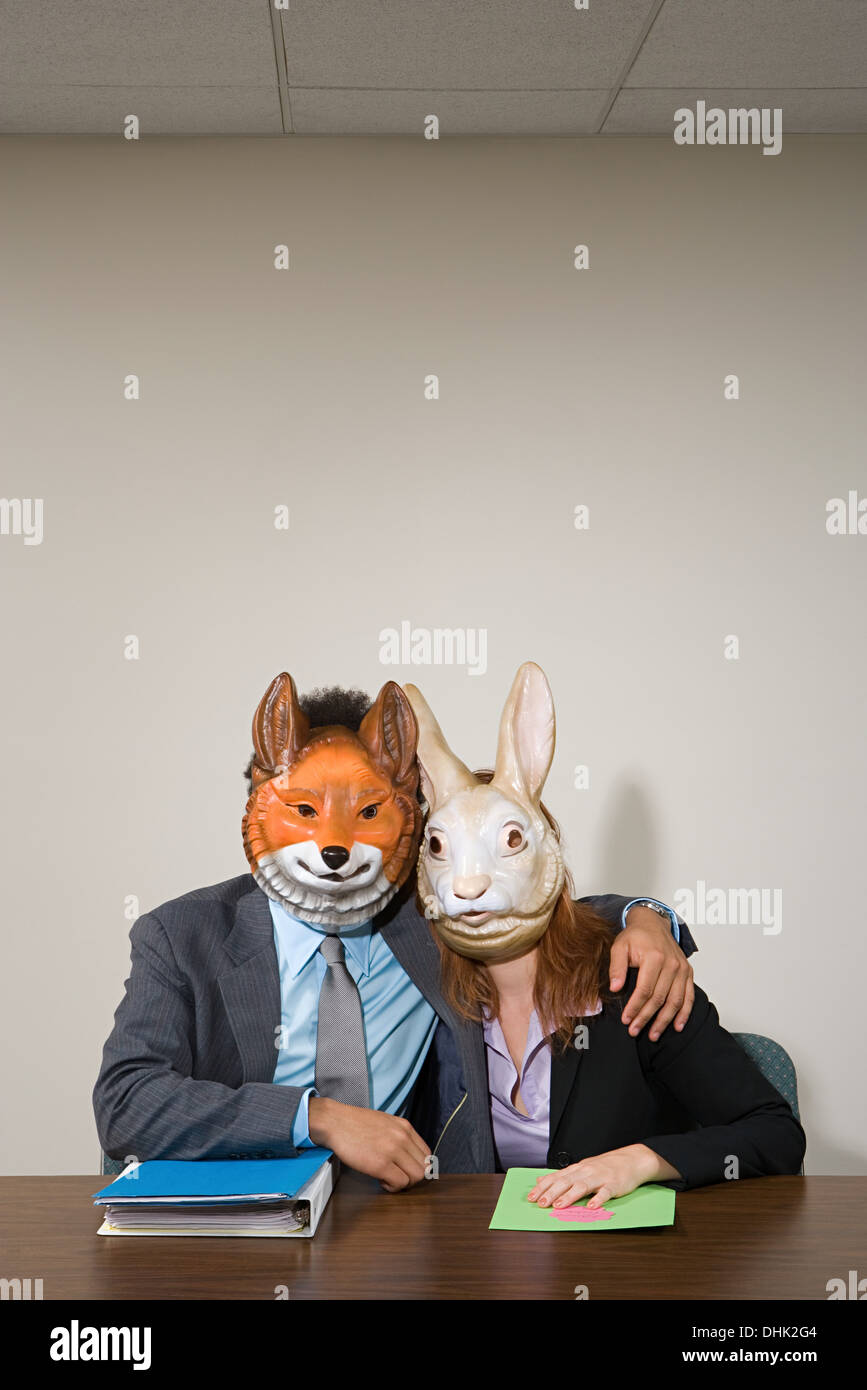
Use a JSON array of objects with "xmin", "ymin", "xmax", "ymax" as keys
[
  {"xmin": 621, "ymin": 898, "xmax": 682, "ymax": 946},
  {"xmin": 291, "ymin": 1086, "xmax": 319, "ymax": 1149}
]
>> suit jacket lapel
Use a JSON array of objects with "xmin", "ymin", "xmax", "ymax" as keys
[
  {"xmin": 379, "ymin": 895, "xmax": 447, "ymax": 1014},
  {"xmin": 379, "ymin": 894, "xmax": 487, "ymax": 1084},
  {"xmin": 217, "ymin": 882, "xmax": 489, "ymax": 1094},
  {"xmin": 219, "ymin": 885, "xmax": 282, "ymax": 1084},
  {"xmin": 549, "ymin": 1034, "xmax": 586, "ymax": 1143}
]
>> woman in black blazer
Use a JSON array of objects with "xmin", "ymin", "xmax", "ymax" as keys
[
  {"xmin": 442, "ymin": 887, "xmax": 806, "ymax": 1210},
  {"xmin": 532, "ymin": 945, "xmax": 806, "ymax": 1207},
  {"xmin": 405, "ymin": 665, "xmax": 806, "ymax": 1211}
]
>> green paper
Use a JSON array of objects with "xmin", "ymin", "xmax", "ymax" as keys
[{"xmin": 489, "ymin": 1168, "xmax": 676, "ymax": 1231}]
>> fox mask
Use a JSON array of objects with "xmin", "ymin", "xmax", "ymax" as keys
[
  {"xmin": 242, "ymin": 672, "xmax": 422, "ymax": 927},
  {"xmin": 404, "ymin": 662, "xmax": 565, "ymax": 964}
]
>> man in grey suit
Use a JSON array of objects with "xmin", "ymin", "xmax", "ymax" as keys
[{"xmin": 94, "ymin": 674, "xmax": 696, "ymax": 1188}]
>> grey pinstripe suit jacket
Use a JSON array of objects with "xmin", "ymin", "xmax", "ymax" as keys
[{"xmin": 92, "ymin": 873, "xmax": 658, "ymax": 1173}]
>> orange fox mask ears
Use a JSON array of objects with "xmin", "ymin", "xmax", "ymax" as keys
[{"xmin": 242, "ymin": 672, "xmax": 423, "ymax": 928}]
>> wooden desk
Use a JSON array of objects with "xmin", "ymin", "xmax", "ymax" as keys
[{"xmin": 1, "ymin": 1173, "xmax": 863, "ymax": 1301}]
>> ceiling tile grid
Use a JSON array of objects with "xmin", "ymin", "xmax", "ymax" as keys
[
  {"xmin": 290, "ymin": 87, "xmax": 610, "ymax": 137},
  {"xmin": 279, "ymin": 0, "xmax": 656, "ymax": 89},
  {"xmin": 0, "ymin": 0, "xmax": 863, "ymax": 135},
  {"xmin": 0, "ymin": 83, "xmax": 283, "ymax": 136},
  {"xmin": 0, "ymin": 0, "xmax": 278, "ymax": 85},
  {"xmin": 625, "ymin": 0, "xmax": 867, "ymax": 88}
]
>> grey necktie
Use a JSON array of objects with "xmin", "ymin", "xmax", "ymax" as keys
[{"xmin": 314, "ymin": 934, "xmax": 370, "ymax": 1107}]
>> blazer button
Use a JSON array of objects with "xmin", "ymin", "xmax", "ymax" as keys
[{"xmin": 553, "ymin": 1151, "xmax": 574, "ymax": 1168}]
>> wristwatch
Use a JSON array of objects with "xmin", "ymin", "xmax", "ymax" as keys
[{"xmin": 623, "ymin": 898, "xmax": 680, "ymax": 944}]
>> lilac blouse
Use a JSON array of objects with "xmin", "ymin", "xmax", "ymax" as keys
[{"xmin": 483, "ymin": 1000, "xmax": 602, "ymax": 1169}]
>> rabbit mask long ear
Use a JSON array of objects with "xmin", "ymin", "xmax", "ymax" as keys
[
  {"xmin": 249, "ymin": 672, "xmax": 310, "ymax": 788},
  {"xmin": 492, "ymin": 662, "xmax": 556, "ymax": 806},
  {"xmin": 403, "ymin": 683, "xmax": 477, "ymax": 809}
]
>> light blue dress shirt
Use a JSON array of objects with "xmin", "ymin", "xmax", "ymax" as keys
[
  {"xmin": 269, "ymin": 899, "xmax": 439, "ymax": 1148},
  {"xmin": 272, "ymin": 895, "xmax": 682, "ymax": 1147}
]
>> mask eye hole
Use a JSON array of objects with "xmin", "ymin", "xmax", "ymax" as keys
[
  {"xmin": 428, "ymin": 832, "xmax": 445, "ymax": 858},
  {"xmin": 294, "ymin": 803, "xmax": 317, "ymax": 818},
  {"xmin": 500, "ymin": 822, "xmax": 527, "ymax": 855},
  {"xmin": 359, "ymin": 804, "xmax": 379, "ymax": 820}
]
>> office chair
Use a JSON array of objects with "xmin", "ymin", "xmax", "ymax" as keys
[{"xmin": 733, "ymin": 1032, "xmax": 801, "ymax": 1121}]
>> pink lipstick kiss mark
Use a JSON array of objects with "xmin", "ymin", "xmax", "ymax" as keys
[{"xmin": 551, "ymin": 1205, "xmax": 614, "ymax": 1222}]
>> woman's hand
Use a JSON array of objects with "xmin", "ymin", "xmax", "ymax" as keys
[{"xmin": 527, "ymin": 1144, "xmax": 681, "ymax": 1210}]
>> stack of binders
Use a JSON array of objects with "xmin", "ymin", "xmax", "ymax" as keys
[{"xmin": 93, "ymin": 1148, "xmax": 336, "ymax": 1238}]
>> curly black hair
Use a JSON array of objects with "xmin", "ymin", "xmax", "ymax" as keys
[{"xmin": 243, "ymin": 685, "xmax": 372, "ymax": 794}]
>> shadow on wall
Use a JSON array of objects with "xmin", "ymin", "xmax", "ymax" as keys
[{"xmin": 596, "ymin": 777, "xmax": 661, "ymax": 900}]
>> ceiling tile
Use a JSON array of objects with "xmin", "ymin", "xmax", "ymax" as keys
[
  {"xmin": 281, "ymin": 0, "xmax": 657, "ymax": 88},
  {"xmin": 0, "ymin": 0, "xmax": 278, "ymax": 86},
  {"xmin": 0, "ymin": 85, "xmax": 283, "ymax": 136},
  {"xmin": 604, "ymin": 87, "xmax": 867, "ymax": 135},
  {"xmin": 627, "ymin": 1, "xmax": 867, "ymax": 88},
  {"xmin": 291, "ymin": 87, "xmax": 608, "ymax": 135}
]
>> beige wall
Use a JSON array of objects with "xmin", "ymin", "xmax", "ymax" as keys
[{"xmin": 1, "ymin": 133, "xmax": 864, "ymax": 1174}]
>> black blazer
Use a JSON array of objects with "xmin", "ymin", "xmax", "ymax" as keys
[{"xmin": 544, "ymin": 965, "xmax": 806, "ymax": 1188}]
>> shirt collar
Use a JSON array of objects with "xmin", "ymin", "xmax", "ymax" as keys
[
  {"xmin": 482, "ymin": 999, "xmax": 603, "ymax": 1054},
  {"xmin": 483, "ymin": 1009, "xmax": 547, "ymax": 1065},
  {"xmin": 268, "ymin": 897, "xmax": 373, "ymax": 979}
]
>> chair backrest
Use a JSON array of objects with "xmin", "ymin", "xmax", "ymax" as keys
[{"xmin": 733, "ymin": 1032, "xmax": 801, "ymax": 1121}]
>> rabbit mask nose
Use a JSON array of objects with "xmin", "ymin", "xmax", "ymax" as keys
[{"xmin": 452, "ymin": 874, "xmax": 492, "ymax": 900}]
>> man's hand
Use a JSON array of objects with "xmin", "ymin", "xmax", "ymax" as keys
[
  {"xmin": 308, "ymin": 1096, "xmax": 431, "ymax": 1192},
  {"xmin": 610, "ymin": 905, "xmax": 694, "ymax": 1040},
  {"xmin": 527, "ymin": 1144, "xmax": 681, "ymax": 1211}
]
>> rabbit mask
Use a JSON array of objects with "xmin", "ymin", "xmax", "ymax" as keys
[
  {"xmin": 404, "ymin": 662, "xmax": 565, "ymax": 964},
  {"xmin": 242, "ymin": 672, "xmax": 422, "ymax": 927}
]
